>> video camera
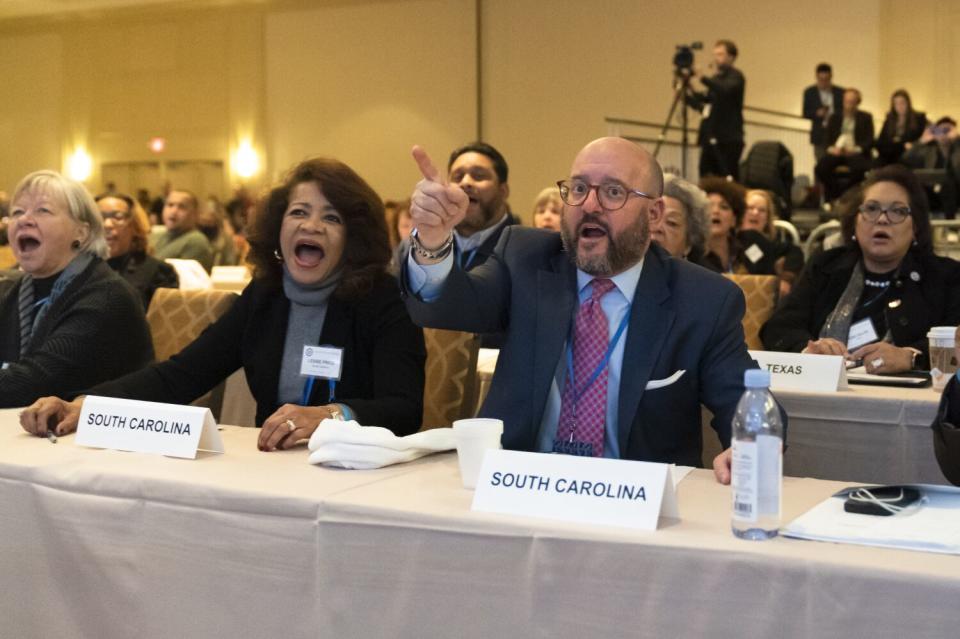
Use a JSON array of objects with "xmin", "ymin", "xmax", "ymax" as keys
[{"xmin": 673, "ymin": 42, "xmax": 702, "ymax": 74}]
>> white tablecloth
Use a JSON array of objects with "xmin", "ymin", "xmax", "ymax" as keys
[{"xmin": 1, "ymin": 409, "xmax": 959, "ymax": 638}]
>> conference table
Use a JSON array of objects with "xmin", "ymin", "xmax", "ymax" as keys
[
  {"xmin": 477, "ymin": 350, "xmax": 948, "ymax": 485},
  {"xmin": 2, "ymin": 409, "xmax": 958, "ymax": 638}
]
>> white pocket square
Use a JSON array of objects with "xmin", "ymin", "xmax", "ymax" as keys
[{"xmin": 644, "ymin": 369, "xmax": 686, "ymax": 390}]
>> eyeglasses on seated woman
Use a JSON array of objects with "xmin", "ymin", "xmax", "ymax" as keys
[
  {"xmin": 761, "ymin": 164, "xmax": 960, "ymax": 374},
  {"xmin": 20, "ymin": 158, "xmax": 427, "ymax": 451}
]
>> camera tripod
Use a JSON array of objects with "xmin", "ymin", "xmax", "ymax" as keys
[{"xmin": 653, "ymin": 70, "xmax": 695, "ymax": 178}]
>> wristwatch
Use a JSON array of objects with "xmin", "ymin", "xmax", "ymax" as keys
[
  {"xmin": 410, "ymin": 228, "xmax": 454, "ymax": 261},
  {"xmin": 327, "ymin": 406, "xmax": 344, "ymax": 421}
]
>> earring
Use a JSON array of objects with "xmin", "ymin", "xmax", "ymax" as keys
[
  {"xmin": 912, "ymin": 239, "xmax": 918, "ymax": 247},
  {"xmin": 273, "ymin": 249, "xmax": 283, "ymax": 262},
  {"xmin": 71, "ymin": 240, "xmax": 81, "ymax": 249},
  {"xmin": 851, "ymin": 235, "xmax": 856, "ymax": 241}
]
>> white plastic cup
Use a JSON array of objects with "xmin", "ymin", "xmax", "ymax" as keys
[
  {"xmin": 453, "ymin": 418, "xmax": 503, "ymax": 489},
  {"xmin": 927, "ymin": 326, "xmax": 958, "ymax": 391}
]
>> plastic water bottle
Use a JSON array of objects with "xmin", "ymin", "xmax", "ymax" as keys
[{"xmin": 731, "ymin": 369, "xmax": 782, "ymax": 540}]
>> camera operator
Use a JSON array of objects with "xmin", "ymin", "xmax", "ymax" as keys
[{"xmin": 685, "ymin": 39, "xmax": 745, "ymax": 181}]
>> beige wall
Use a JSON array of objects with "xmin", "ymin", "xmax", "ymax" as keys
[
  {"xmin": 879, "ymin": 0, "xmax": 960, "ymax": 124},
  {"xmin": 0, "ymin": 0, "xmax": 951, "ymax": 219},
  {"xmin": 482, "ymin": 0, "xmax": 882, "ymax": 220},
  {"xmin": 264, "ymin": 0, "xmax": 477, "ymax": 201}
]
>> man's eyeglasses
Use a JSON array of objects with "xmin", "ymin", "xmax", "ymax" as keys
[
  {"xmin": 858, "ymin": 201, "xmax": 910, "ymax": 224},
  {"xmin": 101, "ymin": 210, "xmax": 132, "ymax": 225},
  {"xmin": 556, "ymin": 179, "xmax": 657, "ymax": 211}
]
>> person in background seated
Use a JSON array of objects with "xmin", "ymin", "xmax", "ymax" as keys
[
  {"xmin": 875, "ymin": 89, "xmax": 927, "ymax": 167},
  {"xmin": 902, "ymin": 116, "xmax": 960, "ymax": 219},
  {"xmin": 198, "ymin": 196, "xmax": 239, "ymax": 266},
  {"xmin": 815, "ymin": 88, "xmax": 875, "ymax": 202},
  {"xmin": 650, "ymin": 173, "xmax": 710, "ymax": 263},
  {"xmin": 386, "ymin": 198, "xmax": 412, "ymax": 274},
  {"xmin": 96, "ymin": 192, "xmax": 178, "ymax": 309},
  {"xmin": 0, "ymin": 171, "xmax": 153, "ymax": 408},
  {"xmin": 700, "ymin": 177, "xmax": 778, "ymax": 277},
  {"xmin": 152, "ymin": 189, "xmax": 214, "ymax": 272},
  {"xmin": 531, "ymin": 186, "xmax": 562, "ymax": 231},
  {"xmin": 761, "ymin": 165, "xmax": 960, "ymax": 372},
  {"xmin": 20, "ymin": 158, "xmax": 426, "ymax": 450},
  {"xmin": 402, "ymin": 137, "xmax": 774, "ymax": 483},
  {"xmin": 932, "ymin": 325, "xmax": 960, "ymax": 486},
  {"xmin": 742, "ymin": 189, "xmax": 804, "ymax": 297}
]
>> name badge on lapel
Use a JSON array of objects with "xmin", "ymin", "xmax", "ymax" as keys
[{"xmin": 300, "ymin": 345, "xmax": 343, "ymax": 380}]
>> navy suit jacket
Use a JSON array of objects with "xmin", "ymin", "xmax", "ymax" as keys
[
  {"xmin": 403, "ymin": 226, "xmax": 767, "ymax": 467},
  {"xmin": 803, "ymin": 84, "xmax": 845, "ymax": 145}
]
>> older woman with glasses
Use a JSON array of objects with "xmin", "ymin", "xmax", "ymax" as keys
[
  {"xmin": 96, "ymin": 192, "xmax": 178, "ymax": 308},
  {"xmin": 0, "ymin": 171, "xmax": 153, "ymax": 407},
  {"xmin": 21, "ymin": 158, "xmax": 426, "ymax": 449},
  {"xmin": 761, "ymin": 165, "xmax": 960, "ymax": 373},
  {"xmin": 649, "ymin": 174, "xmax": 710, "ymax": 262}
]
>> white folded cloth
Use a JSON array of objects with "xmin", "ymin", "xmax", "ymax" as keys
[{"xmin": 307, "ymin": 420, "xmax": 456, "ymax": 469}]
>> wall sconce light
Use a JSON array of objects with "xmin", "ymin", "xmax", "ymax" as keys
[
  {"xmin": 233, "ymin": 140, "xmax": 259, "ymax": 179},
  {"xmin": 66, "ymin": 148, "xmax": 93, "ymax": 182}
]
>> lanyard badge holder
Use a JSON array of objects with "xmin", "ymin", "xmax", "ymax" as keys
[
  {"xmin": 552, "ymin": 305, "xmax": 631, "ymax": 457},
  {"xmin": 300, "ymin": 345, "xmax": 344, "ymax": 406}
]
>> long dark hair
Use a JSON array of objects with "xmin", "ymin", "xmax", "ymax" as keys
[
  {"xmin": 247, "ymin": 158, "xmax": 391, "ymax": 299},
  {"xmin": 840, "ymin": 164, "xmax": 932, "ymax": 256},
  {"xmin": 885, "ymin": 89, "xmax": 922, "ymax": 132}
]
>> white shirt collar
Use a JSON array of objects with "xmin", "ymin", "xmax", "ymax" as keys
[{"xmin": 575, "ymin": 258, "xmax": 644, "ymax": 302}]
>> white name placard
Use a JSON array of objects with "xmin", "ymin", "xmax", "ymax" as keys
[
  {"xmin": 76, "ymin": 395, "xmax": 224, "ymax": 459},
  {"xmin": 471, "ymin": 449, "xmax": 679, "ymax": 530},
  {"xmin": 749, "ymin": 350, "xmax": 848, "ymax": 392}
]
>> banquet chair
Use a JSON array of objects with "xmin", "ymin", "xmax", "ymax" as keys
[
  {"xmin": 723, "ymin": 274, "xmax": 778, "ymax": 350},
  {"xmin": 0, "ymin": 245, "xmax": 16, "ymax": 270},
  {"xmin": 420, "ymin": 328, "xmax": 480, "ymax": 430},
  {"xmin": 145, "ymin": 288, "xmax": 239, "ymax": 419}
]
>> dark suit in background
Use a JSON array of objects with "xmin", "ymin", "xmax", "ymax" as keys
[
  {"xmin": 689, "ymin": 66, "xmax": 746, "ymax": 180},
  {"xmin": 404, "ymin": 226, "xmax": 765, "ymax": 467},
  {"xmin": 802, "ymin": 84, "xmax": 845, "ymax": 160},
  {"xmin": 814, "ymin": 109, "xmax": 875, "ymax": 201}
]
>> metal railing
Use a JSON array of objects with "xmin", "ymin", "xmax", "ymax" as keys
[{"xmin": 606, "ymin": 106, "xmax": 814, "ymax": 185}]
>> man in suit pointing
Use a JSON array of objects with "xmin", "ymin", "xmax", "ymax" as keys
[{"xmin": 403, "ymin": 137, "xmax": 768, "ymax": 483}]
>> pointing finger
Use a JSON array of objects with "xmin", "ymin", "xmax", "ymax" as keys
[{"xmin": 412, "ymin": 145, "xmax": 443, "ymax": 184}]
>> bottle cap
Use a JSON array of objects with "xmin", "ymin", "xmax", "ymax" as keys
[{"xmin": 744, "ymin": 368, "xmax": 770, "ymax": 388}]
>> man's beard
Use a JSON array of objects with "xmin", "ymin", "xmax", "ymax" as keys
[
  {"xmin": 560, "ymin": 211, "xmax": 650, "ymax": 276},
  {"xmin": 456, "ymin": 196, "xmax": 502, "ymax": 236}
]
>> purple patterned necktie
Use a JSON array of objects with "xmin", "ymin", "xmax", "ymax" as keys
[{"xmin": 556, "ymin": 278, "xmax": 616, "ymax": 457}]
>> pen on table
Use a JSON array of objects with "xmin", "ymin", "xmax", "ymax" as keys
[{"xmin": 45, "ymin": 430, "xmax": 57, "ymax": 444}]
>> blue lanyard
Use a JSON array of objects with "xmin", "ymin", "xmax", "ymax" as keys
[
  {"xmin": 564, "ymin": 303, "xmax": 631, "ymax": 409},
  {"xmin": 301, "ymin": 376, "xmax": 336, "ymax": 406}
]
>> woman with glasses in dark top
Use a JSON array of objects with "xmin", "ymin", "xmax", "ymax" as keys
[
  {"xmin": 761, "ymin": 165, "xmax": 960, "ymax": 373},
  {"xmin": 96, "ymin": 192, "xmax": 178, "ymax": 309}
]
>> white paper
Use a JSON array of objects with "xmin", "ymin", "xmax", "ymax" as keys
[
  {"xmin": 76, "ymin": 395, "xmax": 224, "ymax": 459},
  {"xmin": 782, "ymin": 484, "xmax": 960, "ymax": 555},
  {"xmin": 472, "ymin": 449, "xmax": 678, "ymax": 530},
  {"xmin": 749, "ymin": 350, "xmax": 847, "ymax": 392}
]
